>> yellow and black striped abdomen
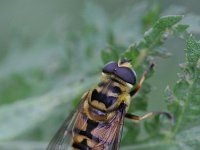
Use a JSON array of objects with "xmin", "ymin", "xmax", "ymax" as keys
[
  {"xmin": 71, "ymin": 105, "xmax": 125, "ymax": 150},
  {"xmin": 72, "ymin": 114, "xmax": 100, "ymax": 150}
]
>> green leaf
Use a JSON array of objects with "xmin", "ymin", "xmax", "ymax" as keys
[
  {"xmin": 123, "ymin": 15, "xmax": 183, "ymax": 68},
  {"xmin": 165, "ymin": 35, "xmax": 200, "ymax": 148},
  {"xmin": 185, "ymin": 35, "xmax": 200, "ymax": 67},
  {"xmin": 174, "ymin": 24, "xmax": 189, "ymax": 33},
  {"xmin": 144, "ymin": 15, "xmax": 183, "ymax": 48}
]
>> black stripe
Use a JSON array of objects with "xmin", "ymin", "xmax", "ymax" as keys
[
  {"xmin": 72, "ymin": 139, "xmax": 92, "ymax": 150},
  {"xmin": 111, "ymin": 86, "xmax": 122, "ymax": 94},
  {"xmin": 118, "ymin": 102, "xmax": 127, "ymax": 113},
  {"xmin": 74, "ymin": 128, "xmax": 100, "ymax": 143},
  {"xmin": 91, "ymin": 89, "xmax": 117, "ymax": 108},
  {"xmin": 81, "ymin": 139, "xmax": 87, "ymax": 145},
  {"xmin": 74, "ymin": 119, "xmax": 100, "ymax": 143},
  {"xmin": 87, "ymin": 119, "xmax": 99, "ymax": 132},
  {"xmin": 79, "ymin": 130, "xmax": 93, "ymax": 140}
]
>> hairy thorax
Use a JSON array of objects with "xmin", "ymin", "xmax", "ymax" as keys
[{"xmin": 84, "ymin": 78, "xmax": 131, "ymax": 122}]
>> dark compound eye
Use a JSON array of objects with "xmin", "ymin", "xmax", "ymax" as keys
[
  {"xmin": 114, "ymin": 67, "xmax": 136, "ymax": 85},
  {"xmin": 102, "ymin": 62, "xmax": 118, "ymax": 73}
]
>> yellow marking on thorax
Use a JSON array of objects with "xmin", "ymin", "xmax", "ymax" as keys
[
  {"xmin": 96, "ymin": 86, "xmax": 103, "ymax": 92},
  {"xmin": 90, "ymin": 100, "xmax": 107, "ymax": 111},
  {"xmin": 118, "ymin": 93, "xmax": 131, "ymax": 111},
  {"xmin": 83, "ymin": 94, "xmax": 116, "ymax": 122},
  {"xmin": 106, "ymin": 91, "xmax": 119, "ymax": 97}
]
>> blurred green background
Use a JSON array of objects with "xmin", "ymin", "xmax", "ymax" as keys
[{"xmin": 0, "ymin": 0, "xmax": 200, "ymax": 150}]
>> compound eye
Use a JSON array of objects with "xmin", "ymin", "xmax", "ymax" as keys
[
  {"xmin": 114, "ymin": 67, "xmax": 136, "ymax": 85},
  {"xmin": 102, "ymin": 62, "xmax": 118, "ymax": 74}
]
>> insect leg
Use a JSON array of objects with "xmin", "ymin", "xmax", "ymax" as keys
[
  {"xmin": 130, "ymin": 63, "xmax": 155, "ymax": 97},
  {"xmin": 125, "ymin": 111, "xmax": 173, "ymax": 122}
]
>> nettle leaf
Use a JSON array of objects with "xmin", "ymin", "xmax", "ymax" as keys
[
  {"xmin": 173, "ymin": 24, "xmax": 189, "ymax": 38},
  {"xmin": 123, "ymin": 15, "xmax": 183, "ymax": 68},
  {"xmin": 163, "ymin": 35, "xmax": 200, "ymax": 149},
  {"xmin": 144, "ymin": 15, "xmax": 183, "ymax": 45},
  {"xmin": 185, "ymin": 35, "xmax": 200, "ymax": 67},
  {"xmin": 178, "ymin": 36, "xmax": 200, "ymax": 128}
]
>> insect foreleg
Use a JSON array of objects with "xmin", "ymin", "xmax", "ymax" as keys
[
  {"xmin": 125, "ymin": 111, "xmax": 173, "ymax": 122},
  {"xmin": 130, "ymin": 63, "xmax": 155, "ymax": 97}
]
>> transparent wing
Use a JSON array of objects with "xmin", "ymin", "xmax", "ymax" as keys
[
  {"xmin": 92, "ymin": 103, "xmax": 126, "ymax": 150},
  {"xmin": 46, "ymin": 91, "xmax": 90, "ymax": 150},
  {"xmin": 110, "ymin": 114, "xmax": 125, "ymax": 150}
]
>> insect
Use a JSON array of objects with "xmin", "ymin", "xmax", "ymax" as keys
[{"xmin": 46, "ymin": 59, "xmax": 172, "ymax": 150}]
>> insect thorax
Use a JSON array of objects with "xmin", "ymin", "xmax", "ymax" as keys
[{"xmin": 85, "ymin": 75, "xmax": 131, "ymax": 122}]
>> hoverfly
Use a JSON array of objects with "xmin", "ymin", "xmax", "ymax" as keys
[{"xmin": 47, "ymin": 59, "xmax": 172, "ymax": 150}]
